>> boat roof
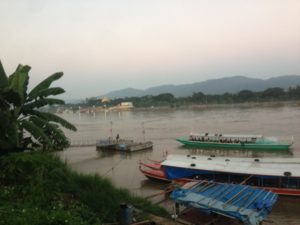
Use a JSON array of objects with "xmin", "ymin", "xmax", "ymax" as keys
[
  {"xmin": 161, "ymin": 154, "xmax": 300, "ymax": 177},
  {"xmin": 171, "ymin": 181, "xmax": 278, "ymax": 225},
  {"xmin": 190, "ymin": 133, "xmax": 263, "ymax": 139}
]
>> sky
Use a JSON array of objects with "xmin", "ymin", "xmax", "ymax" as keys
[{"xmin": 0, "ymin": 0, "xmax": 300, "ymax": 99}]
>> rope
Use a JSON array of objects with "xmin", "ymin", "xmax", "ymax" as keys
[
  {"xmin": 144, "ymin": 185, "xmax": 174, "ymax": 199},
  {"xmin": 103, "ymin": 158, "xmax": 123, "ymax": 176}
]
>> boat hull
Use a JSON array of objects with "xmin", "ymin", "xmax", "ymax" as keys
[
  {"xmin": 141, "ymin": 167, "xmax": 300, "ymax": 196},
  {"xmin": 139, "ymin": 158, "xmax": 300, "ymax": 196},
  {"xmin": 139, "ymin": 166, "xmax": 170, "ymax": 182},
  {"xmin": 176, "ymin": 138, "xmax": 291, "ymax": 150}
]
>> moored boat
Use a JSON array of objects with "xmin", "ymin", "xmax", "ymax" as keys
[
  {"xmin": 96, "ymin": 139, "xmax": 133, "ymax": 150},
  {"xmin": 139, "ymin": 154, "xmax": 300, "ymax": 196},
  {"xmin": 176, "ymin": 133, "xmax": 293, "ymax": 150},
  {"xmin": 96, "ymin": 139, "xmax": 152, "ymax": 152}
]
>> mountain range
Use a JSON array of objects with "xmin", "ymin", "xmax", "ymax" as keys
[{"xmin": 102, "ymin": 75, "xmax": 300, "ymax": 98}]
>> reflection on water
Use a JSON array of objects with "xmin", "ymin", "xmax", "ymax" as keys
[
  {"xmin": 58, "ymin": 105, "xmax": 300, "ymax": 221},
  {"xmin": 97, "ymin": 148, "xmax": 153, "ymax": 159}
]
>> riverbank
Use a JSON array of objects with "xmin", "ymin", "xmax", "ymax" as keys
[
  {"xmin": 133, "ymin": 100, "xmax": 300, "ymax": 111},
  {"xmin": 0, "ymin": 152, "xmax": 168, "ymax": 225}
]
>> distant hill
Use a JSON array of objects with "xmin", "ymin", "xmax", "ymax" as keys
[{"xmin": 102, "ymin": 75, "xmax": 300, "ymax": 98}]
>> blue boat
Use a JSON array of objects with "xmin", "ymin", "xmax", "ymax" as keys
[{"xmin": 170, "ymin": 181, "xmax": 278, "ymax": 225}]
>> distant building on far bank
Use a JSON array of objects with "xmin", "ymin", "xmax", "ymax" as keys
[
  {"xmin": 120, "ymin": 102, "xmax": 133, "ymax": 108},
  {"xmin": 111, "ymin": 102, "xmax": 134, "ymax": 111},
  {"xmin": 100, "ymin": 97, "xmax": 111, "ymax": 103}
]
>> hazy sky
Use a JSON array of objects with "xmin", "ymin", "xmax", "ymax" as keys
[{"xmin": 1, "ymin": 0, "xmax": 300, "ymax": 99}]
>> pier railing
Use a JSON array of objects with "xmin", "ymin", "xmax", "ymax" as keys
[{"xmin": 70, "ymin": 139, "xmax": 97, "ymax": 147}]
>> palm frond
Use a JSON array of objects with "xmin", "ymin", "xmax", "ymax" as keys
[
  {"xmin": 28, "ymin": 72, "xmax": 63, "ymax": 99},
  {"xmin": 20, "ymin": 119, "xmax": 53, "ymax": 149},
  {"xmin": 27, "ymin": 87, "xmax": 65, "ymax": 101},
  {"xmin": 0, "ymin": 60, "xmax": 8, "ymax": 89},
  {"xmin": 27, "ymin": 110, "xmax": 77, "ymax": 131},
  {"xmin": 24, "ymin": 98, "xmax": 65, "ymax": 110},
  {"xmin": 0, "ymin": 111, "xmax": 20, "ymax": 150},
  {"xmin": 2, "ymin": 89, "xmax": 22, "ymax": 107},
  {"xmin": 41, "ymin": 122, "xmax": 70, "ymax": 148},
  {"xmin": 29, "ymin": 116, "xmax": 47, "ymax": 129},
  {"xmin": 8, "ymin": 64, "xmax": 30, "ymax": 105},
  {"xmin": 30, "ymin": 116, "xmax": 70, "ymax": 149}
]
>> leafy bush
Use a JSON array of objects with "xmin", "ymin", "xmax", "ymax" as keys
[{"xmin": 0, "ymin": 152, "xmax": 168, "ymax": 225}]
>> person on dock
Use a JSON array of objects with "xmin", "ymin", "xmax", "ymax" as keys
[{"xmin": 116, "ymin": 133, "xmax": 120, "ymax": 142}]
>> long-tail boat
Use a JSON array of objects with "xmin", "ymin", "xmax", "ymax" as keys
[{"xmin": 139, "ymin": 154, "xmax": 300, "ymax": 196}]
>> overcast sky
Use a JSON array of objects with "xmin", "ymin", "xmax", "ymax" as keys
[{"xmin": 1, "ymin": 0, "xmax": 300, "ymax": 99}]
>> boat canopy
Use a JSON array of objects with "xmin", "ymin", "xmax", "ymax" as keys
[
  {"xmin": 170, "ymin": 181, "xmax": 278, "ymax": 225},
  {"xmin": 190, "ymin": 133, "xmax": 263, "ymax": 140},
  {"xmin": 161, "ymin": 154, "xmax": 300, "ymax": 177}
]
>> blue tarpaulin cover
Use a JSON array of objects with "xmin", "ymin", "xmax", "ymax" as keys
[{"xmin": 170, "ymin": 181, "xmax": 278, "ymax": 225}]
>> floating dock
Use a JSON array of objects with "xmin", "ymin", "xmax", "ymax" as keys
[
  {"xmin": 96, "ymin": 139, "xmax": 153, "ymax": 152},
  {"xmin": 116, "ymin": 141, "xmax": 153, "ymax": 152}
]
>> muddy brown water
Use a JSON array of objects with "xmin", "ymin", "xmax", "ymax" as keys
[{"xmin": 58, "ymin": 105, "xmax": 300, "ymax": 222}]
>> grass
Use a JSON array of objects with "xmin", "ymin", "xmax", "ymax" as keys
[{"xmin": 0, "ymin": 152, "xmax": 168, "ymax": 225}]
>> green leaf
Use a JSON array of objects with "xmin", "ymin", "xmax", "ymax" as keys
[
  {"xmin": 0, "ymin": 60, "xmax": 8, "ymax": 89},
  {"xmin": 2, "ymin": 89, "xmax": 22, "ymax": 106},
  {"xmin": 27, "ymin": 87, "xmax": 65, "ymax": 101},
  {"xmin": 29, "ymin": 116, "xmax": 70, "ymax": 149},
  {"xmin": 24, "ymin": 98, "xmax": 65, "ymax": 110},
  {"xmin": 0, "ymin": 111, "xmax": 20, "ymax": 151},
  {"xmin": 25, "ymin": 110, "xmax": 77, "ymax": 131},
  {"xmin": 8, "ymin": 64, "xmax": 30, "ymax": 105},
  {"xmin": 28, "ymin": 72, "xmax": 63, "ymax": 99},
  {"xmin": 21, "ymin": 119, "xmax": 53, "ymax": 149},
  {"xmin": 34, "ymin": 118, "xmax": 70, "ymax": 148}
]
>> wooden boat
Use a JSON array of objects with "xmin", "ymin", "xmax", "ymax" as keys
[
  {"xmin": 116, "ymin": 141, "xmax": 153, "ymax": 152},
  {"xmin": 139, "ymin": 154, "xmax": 300, "ymax": 196},
  {"xmin": 176, "ymin": 132, "xmax": 293, "ymax": 150},
  {"xmin": 139, "ymin": 161, "xmax": 161, "ymax": 170}
]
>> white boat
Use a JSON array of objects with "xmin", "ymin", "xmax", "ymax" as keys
[
  {"xmin": 161, "ymin": 154, "xmax": 300, "ymax": 178},
  {"xmin": 176, "ymin": 132, "xmax": 293, "ymax": 150},
  {"xmin": 140, "ymin": 154, "xmax": 300, "ymax": 196}
]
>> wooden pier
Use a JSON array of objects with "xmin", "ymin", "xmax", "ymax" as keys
[{"xmin": 70, "ymin": 139, "xmax": 97, "ymax": 147}]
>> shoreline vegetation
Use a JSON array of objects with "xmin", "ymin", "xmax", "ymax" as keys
[
  {"xmin": 59, "ymin": 87, "xmax": 300, "ymax": 114},
  {"xmin": 0, "ymin": 152, "xmax": 168, "ymax": 225},
  {"xmin": 133, "ymin": 100, "xmax": 300, "ymax": 111},
  {"xmin": 60, "ymin": 100, "xmax": 300, "ymax": 114}
]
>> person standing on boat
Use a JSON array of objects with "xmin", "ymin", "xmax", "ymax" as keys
[{"xmin": 116, "ymin": 133, "xmax": 120, "ymax": 142}]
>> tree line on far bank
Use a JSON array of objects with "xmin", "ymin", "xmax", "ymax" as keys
[{"xmin": 82, "ymin": 86, "xmax": 300, "ymax": 108}]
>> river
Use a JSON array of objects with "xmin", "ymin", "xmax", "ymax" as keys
[{"xmin": 58, "ymin": 104, "xmax": 300, "ymax": 223}]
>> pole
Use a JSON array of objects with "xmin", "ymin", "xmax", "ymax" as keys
[
  {"xmin": 110, "ymin": 121, "xmax": 113, "ymax": 139},
  {"xmin": 142, "ymin": 122, "xmax": 145, "ymax": 142}
]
